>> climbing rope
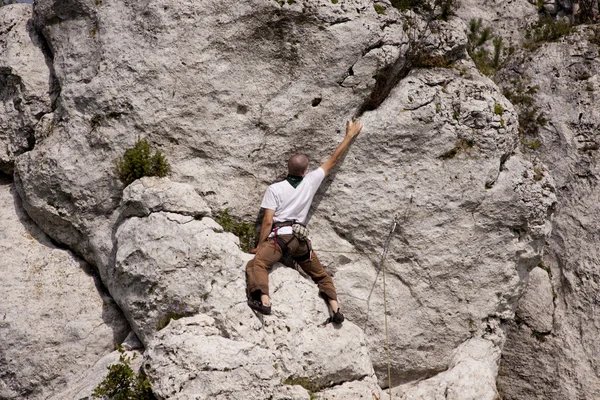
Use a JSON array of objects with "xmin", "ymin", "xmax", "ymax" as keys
[
  {"xmin": 311, "ymin": 249, "xmax": 379, "ymax": 255},
  {"xmin": 380, "ymin": 218, "xmax": 397, "ymax": 399},
  {"xmin": 314, "ymin": 196, "xmax": 413, "ymax": 398}
]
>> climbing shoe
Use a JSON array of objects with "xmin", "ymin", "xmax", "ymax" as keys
[
  {"xmin": 248, "ymin": 298, "xmax": 271, "ymax": 315},
  {"xmin": 332, "ymin": 309, "xmax": 344, "ymax": 324}
]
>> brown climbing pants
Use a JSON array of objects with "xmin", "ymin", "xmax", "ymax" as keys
[{"xmin": 246, "ymin": 234, "xmax": 338, "ymax": 301}]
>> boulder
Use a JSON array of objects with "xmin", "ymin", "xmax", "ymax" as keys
[
  {"xmin": 144, "ymin": 270, "xmax": 376, "ymax": 399},
  {"xmin": 394, "ymin": 337, "xmax": 502, "ymax": 400},
  {"xmin": 111, "ymin": 211, "xmax": 244, "ymax": 343},
  {"xmin": 515, "ymin": 266, "xmax": 554, "ymax": 333},
  {"xmin": 0, "ymin": 176, "xmax": 129, "ymax": 400},
  {"xmin": 120, "ymin": 177, "xmax": 212, "ymax": 219}
]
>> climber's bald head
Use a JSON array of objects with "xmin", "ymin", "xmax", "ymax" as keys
[{"xmin": 288, "ymin": 154, "xmax": 309, "ymax": 176}]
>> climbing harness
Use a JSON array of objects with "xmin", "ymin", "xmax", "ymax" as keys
[{"xmin": 270, "ymin": 221, "xmax": 312, "ymax": 261}]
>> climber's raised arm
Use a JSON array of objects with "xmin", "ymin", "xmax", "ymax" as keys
[{"xmin": 320, "ymin": 120, "xmax": 363, "ymax": 176}]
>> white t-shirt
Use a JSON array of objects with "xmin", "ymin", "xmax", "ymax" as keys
[{"xmin": 260, "ymin": 167, "xmax": 326, "ymax": 225}]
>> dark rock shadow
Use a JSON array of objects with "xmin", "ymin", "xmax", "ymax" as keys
[{"xmin": 0, "ymin": 171, "xmax": 12, "ymax": 184}]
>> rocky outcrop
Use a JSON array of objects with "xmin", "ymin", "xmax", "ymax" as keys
[
  {"xmin": 310, "ymin": 63, "xmax": 556, "ymax": 385},
  {"xmin": 109, "ymin": 177, "xmax": 381, "ymax": 398},
  {"xmin": 0, "ymin": 176, "xmax": 129, "ymax": 400},
  {"xmin": 515, "ymin": 266, "xmax": 554, "ymax": 334},
  {"xmin": 394, "ymin": 337, "xmax": 503, "ymax": 400},
  {"xmin": 456, "ymin": 0, "xmax": 539, "ymax": 47},
  {"xmin": 495, "ymin": 25, "xmax": 600, "ymax": 400},
  {"xmin": 0, "ymin": 0, "xmax": 564, "ymax": 398},
  {"xmin": 0, "ymin": 4, "xmax": 54, "ymax": 174}
]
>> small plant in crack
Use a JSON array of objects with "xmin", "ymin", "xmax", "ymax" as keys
[
  {"xmin": 538, "ymin": 261, "xmax": 551, "ymax": 277},
  {"xmin": 523, "ymin": 16, "xmax": 574, "ymax": 51},
  {"xmin": 439, "ymin": 139, "xmax": 475, "ymax": 160},
  {"xmin": 467, "ymin": 19, "xmax": 504, "ymax": 76},
  {"xmin": 156, "ymin": 298, "xmax": 191, "ymax": 330},
  {"xmin": 373, "ymin": 3, "xmax": 386, "ymax": 14},
  {"xmin": 115, "ymin": 138, "xmax": 171, "ymax": 187},
  {"xmin": 501, "ymin": 77, "xmax": 547, "ymax": 149},
  {"xmin": 215, "ymin": 208, "xmax": 258, "ymax": 253},
  {"xmin": 92, "ymin": 345, "xmax": 154, "ymax": 399},
  {"xmin": 533, "ymin": 166, "xmax": 544, "ymax": 181}
]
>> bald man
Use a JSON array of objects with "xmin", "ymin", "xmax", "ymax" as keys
[{"xmin": 246, "ymin": 120, "xmax": 363, "ymax": 323}]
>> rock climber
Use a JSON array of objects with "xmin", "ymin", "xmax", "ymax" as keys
[{"xmin": 246, "ymin": 120, "xmax": 363, "ymax": 323}]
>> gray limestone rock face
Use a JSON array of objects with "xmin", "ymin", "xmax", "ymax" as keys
[
  {"xmin": 496, "ymin": 26, "xmax": 600, "ymax": 400},
  {"xmin": 393, "ymin": 337, "xmax": 503, "ymax": 400},
  {"xmin": 309, "ymin": 64, "xmax": 556, "ymax": 385},
  {"xmin": 112, "ymin": 179, "xmax": 379, "ymax": 396},
  {"xmin": 0, "ymin": 4, "xmax": 53, "ymax": 175},
  {"xmin": 515, "ymin": 266, "xmax": 554, "ymax": 333},
  {"xmin": 455, "ymin": 0, "xmax": 538, "ymax": 48},
  {"xmin": 143, "ymin": 272, "xmax": 376, "ymax": 399},
  {"xmin": 0, "ymin": 176, "xmax": 129, "ymax": 400},
  {"xmin": 8, "ymin": 0, "xmax": 558, "ymax": 396}
]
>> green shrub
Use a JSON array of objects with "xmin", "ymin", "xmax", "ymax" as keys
[
  {"xmin": 502, "ymin": 79, "xmax": 546, "ymax": 138},
  {"xmin": 390, "ymin": 0, "xmax": 428, "ymax": 11},
  {"xmin": 415, "ymin": 54, "xmax": 452, "ymax": 68},
  {"xmin": 467, "ymin": 19, "xmax": 504, "ymax": 76},
  {"xmin": 494, "ymin": 103, "xmax": 504, "ymax": 115},
  {"xmin": 93, "ymin": 347, "xmax": 154, "ymax": 400},
  {"xmin": 0, "ymin": 0, "xmax": 17, "ymax": 6},
  {"xmin": 373, "ymin": 3, "xmax": 386, "ymax": 14},
  {"xmin": 524, "ymin": 17, "xmax": 573, "ymax": 50},
  {"xmin": 215, "ymin": 209, "xmax": 258, "ymax": 253},
  {"xmin": 521, "ymin": 137, "xmax": 541, "ymax": 150},
  {"xmin": 115, "ymin": 139, "xmax": 171, "ymax": 187}
]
